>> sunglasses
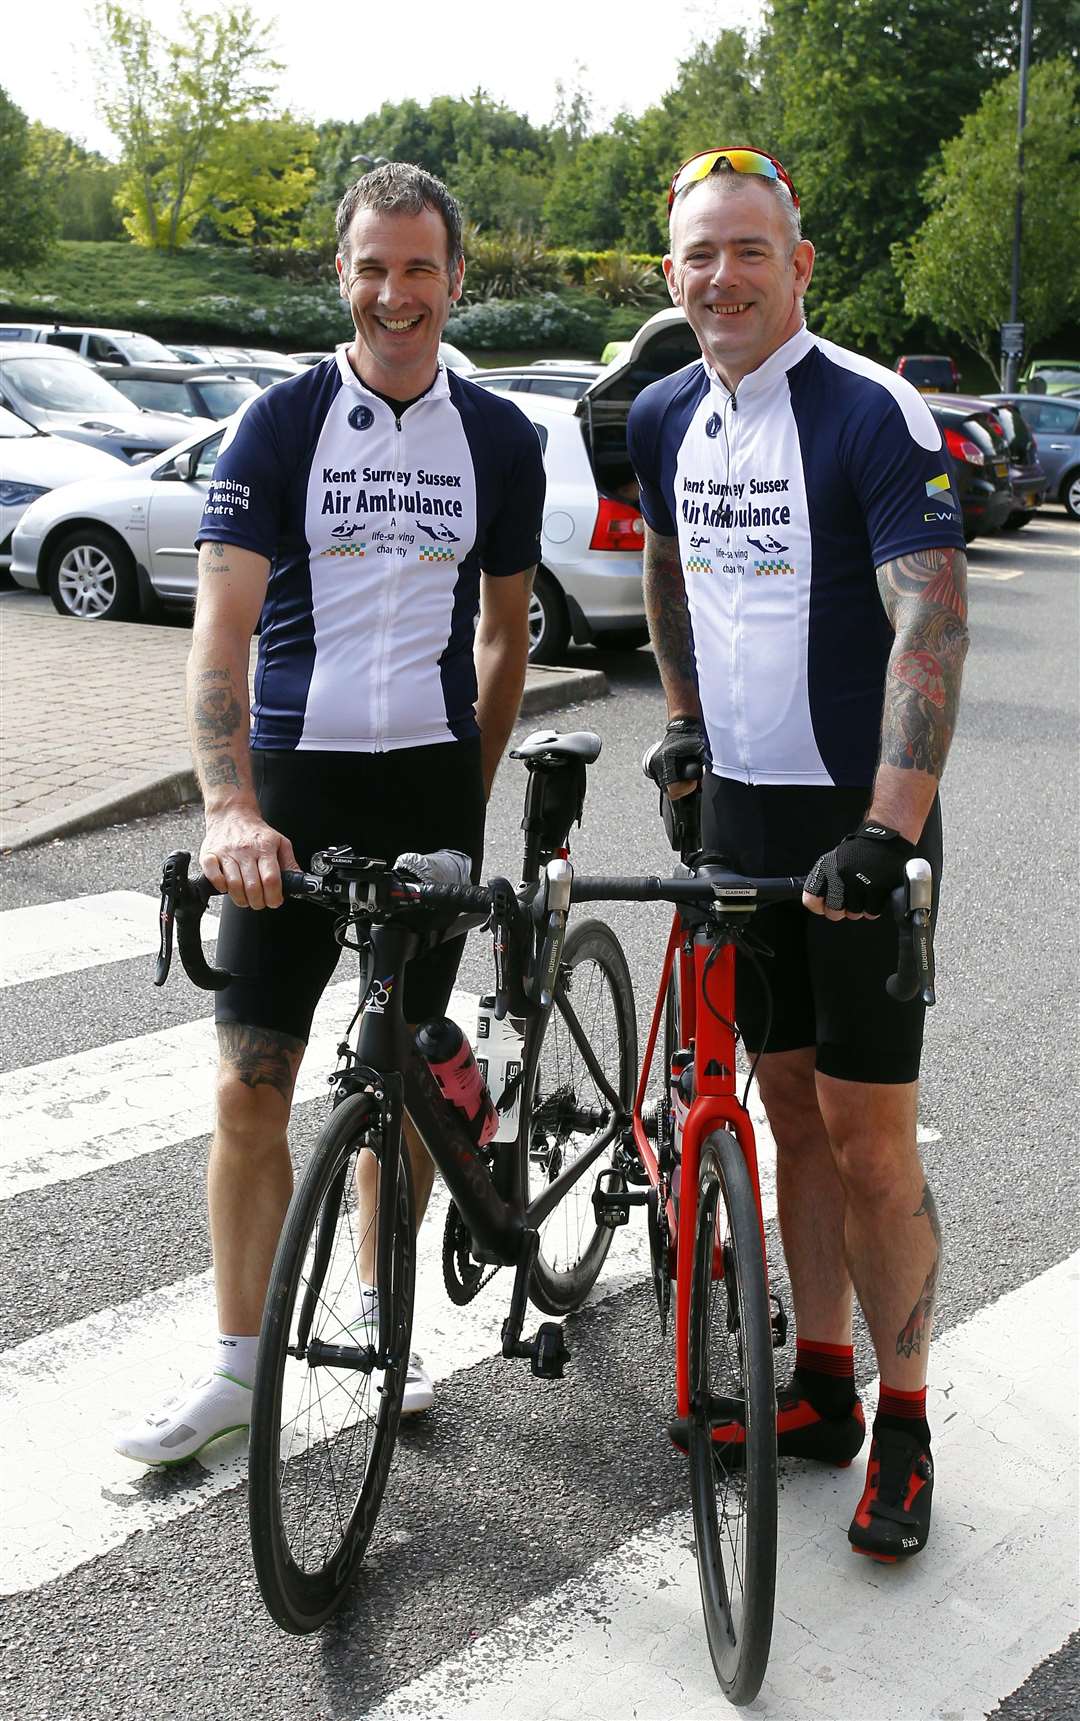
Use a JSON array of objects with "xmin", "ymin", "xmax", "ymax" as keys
[{"xmin": 667, "ymin": 148, "xmax": 800, "ymax": 213}]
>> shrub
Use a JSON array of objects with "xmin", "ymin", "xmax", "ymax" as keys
[
  {"xmin": 555, "ymin": 247, "xmax": 664, "ymax": 286},
  {"xmin": 584, "ymin": 251, "xmax": 665, "ymax": 306},
  {"xmin": 460, "ymin": 225, "xmax": 562, "ymax": 302},
  {"xmin": 249, "ymin": 243, "xmax": 336, "ymax": 283},
  {"xmin": 446, "ymin": 291, "xmax": 608, "ymax": 350}
]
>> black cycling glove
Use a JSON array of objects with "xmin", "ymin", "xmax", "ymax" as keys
[
  {"xmin": 803, "ymin": 822, "xmax": 916, "ymax": 915},
  {"xmin": 642, "ymin": 716, "xmax": 706, "ymax": 791}
]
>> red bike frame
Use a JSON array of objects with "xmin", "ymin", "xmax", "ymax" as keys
[{"xmin": 630, "ymin": 913, "xmax": 769, "ymax": 1422}]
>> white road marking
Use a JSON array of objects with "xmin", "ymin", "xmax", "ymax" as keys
[
  {"xmin": 0, "ymin": 1179, "xmax": 655, "ymax": 1595},
  {"xmin": 367, "ymin": 1251, "xmax": 1080, "ymax": 1721},
  {"xmin": 0, "ymin": 978, "xmax": 471, "ymax": 1200},
  {"xmin": 0, "ymin": 892, "xmax": 214, "ymax": 989},
  {"xmin": 969, "ymin": 569, "xmax": 1025, "ymax": 582}
]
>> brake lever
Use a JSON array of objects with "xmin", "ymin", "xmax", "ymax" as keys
[
  {"xmin": 154, "ymin": 850, "xmax": 231, "ymax": 991},
  {"xmin": 886, "ymin": 859, "xmax": 935, "ymax": 1005}
]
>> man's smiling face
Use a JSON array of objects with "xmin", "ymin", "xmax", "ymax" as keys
[
  {"xmin": 337, "ymin": 205, "xmax": 464, "ymax": 396},
  {"xmin": 664, "ymin": 176, "xmax": 814, "ymax": 391}
]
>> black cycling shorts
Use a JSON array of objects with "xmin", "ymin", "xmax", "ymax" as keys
[
  {"xmin": 214, "ymin": 740, "xmax": 486, "ymax": 1044},
  {"xmin": 701, "ymin": 776, "xmax": 943, "ymax": 1086}
]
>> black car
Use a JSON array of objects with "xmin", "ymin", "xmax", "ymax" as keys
[
  {"xmin": 924, "ymin": 395, "xmax": 1014, "ymax": 540},
  {"xmin": 96, "ymin": 363, "xmax": 263, "ymax": 422},
  {"xmin": 987, "ymin": 399, "xmax": 1048, "ymax": 530}
]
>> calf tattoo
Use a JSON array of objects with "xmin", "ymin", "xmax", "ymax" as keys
[
  {"xmin": 896, "ymin": 1182, "xmax": 943, "ymax": 1358},
  {"xmin": 877, "ymin": 547, "xmax": 969, "ymax": 779},
  {"xmin": 219, "ymin": 1024, "xmax": 303, "ymax": 1100}
]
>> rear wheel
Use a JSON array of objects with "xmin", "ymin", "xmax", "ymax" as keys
[
  {"xmin": 598, "ymin": 625, "xmax": 650, "ymax": 651},
  {"xmin": 1064, "ymin": 468, "xmax": 1080, "ymax": 521},
  {"xmin": 522, "ymin": 919, "xmax": 637, "ymax": 1315},
  {"xmin": 46, "ymin": 527, "xmax": 139, "ymax": 621},
  {"xmin": 528, "ymin": 568, "xmax": 571, "ymax": 663},
  {"xmin": 249, "ymin": 1092, "xmax": 414, "ymax": 1633},
  {"xmin": 1001, "ymin": 510, "xmax": 1033, "ymax": 530},
  {"xmin": 688, "ymin": 1130, "xmax": 776, "ymax": 1706}
]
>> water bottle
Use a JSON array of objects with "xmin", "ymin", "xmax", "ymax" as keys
[
  {"xmin": 475, "ymin": 994, "xmax": 526, "ymax": 1143},
  {"xmin": 415, "ymin": 1017, "xmax": 498, "ymax": 1148}
]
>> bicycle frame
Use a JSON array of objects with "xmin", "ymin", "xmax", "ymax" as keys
[{"xmin": 631, "ymin": 908, "xmax": 769, "ymax": 1424}]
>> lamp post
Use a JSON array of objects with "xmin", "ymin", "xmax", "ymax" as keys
[{"xmin": 1003, "ymin": 0, "xmax": 1034, "ymax": 391}]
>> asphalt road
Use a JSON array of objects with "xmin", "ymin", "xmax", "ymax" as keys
[{"xmin": 1, "ymin": 512, "xmax": 1076, "ymax": 1719}]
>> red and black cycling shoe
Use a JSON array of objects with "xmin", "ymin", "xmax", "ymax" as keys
[
  {"xmin": 668, "ymin": 1390, "xmax": 865, "ymax": 1465},
  {"xmin": 848, "ymin": 1427, "xmax": 934, "ymax": 1562}
]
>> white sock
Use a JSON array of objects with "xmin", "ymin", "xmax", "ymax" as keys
[{"xmin": 212, "ymin": 1333, "xmax": 258, "ymax": 1389}]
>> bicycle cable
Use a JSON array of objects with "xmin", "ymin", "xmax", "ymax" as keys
[{"xmin": 700, "ymin": 929, "xmax": 776, "ymax": 1112}]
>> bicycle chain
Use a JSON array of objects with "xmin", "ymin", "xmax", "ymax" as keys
[{"xmin": 441, "ymin": 1200, "xmax": 501, "ymax": 1305}]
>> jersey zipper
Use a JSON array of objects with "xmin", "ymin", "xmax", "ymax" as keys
[
  {"xmin": 372, "ymin": 406, "xmax": 407, "ymax": 751},
  {"xmin": 721, "ymin": 391, "xmax": 753, "ymax": 784}
]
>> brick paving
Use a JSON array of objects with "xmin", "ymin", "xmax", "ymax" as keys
[{"xmin": 0, "ymin": 595, "xmax": 604, "ymax": 852}]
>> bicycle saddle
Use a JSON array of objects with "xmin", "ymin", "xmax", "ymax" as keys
[{"xmin": 511, "ymin": 730, "xmax": 603, "ymax": 765}]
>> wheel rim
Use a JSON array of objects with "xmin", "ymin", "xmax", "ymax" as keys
[
  {"xmin": 527, "ymin": 589, "xmax": 546, "ymax": 651},
  {"xmin": 1068, "ymin": 473, "xmax": 1080, "ymax": 516},
  {"xmin": 57, "ymin": 544, "xmax": 118, "ymax": 617},
  {"xmin": 527, "ymin": 948, "xmax": 627, "ymax": 1283}
]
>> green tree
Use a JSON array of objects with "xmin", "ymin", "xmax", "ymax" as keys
[
  {"xmin": 543, "ymin": 131, "xmax": 633, "ymax": 248},
  {"xmin": 93, "ymin": 0, "xmax": 287, "ymax": 248},
  {"xmin": 26, "ymin": 124, "xmax": 124, "ymax": 241},
  {"xmin": 894, "ymin": 58, "xmax": 1080, "ymax": 377},
  {"xmin": 0, "ymin": 88, "xmax": 57, "ymax": 270}
]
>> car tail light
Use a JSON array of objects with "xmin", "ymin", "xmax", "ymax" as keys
[
  {"xmin": 949, "ymin": 358, "xmax": 960, "ymax": 385},
  {"xmin": 590, "ymin": 495, "xmax": 645, "ymax": 550},
  {"xmin": 943, "ymin": 426, "xmax": 984, "ymax": 467}
]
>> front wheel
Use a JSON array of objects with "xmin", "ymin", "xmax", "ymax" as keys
[
  {"xmin": 46, "ymin": 527, "xmax": 139, "ymax": 621},
  {"xmin": 522, "ymin": 918, "xmax": 637, "ymax": 1315},
  {"xmin": 249, "ymin": 1092, "xmax": 415, "ymax": 1633},
  {"xmin": 1063, "ymin": 468, "xmax": 1080, "ymax": 521},
  {"xmin": 528, "ymin": 567, "xmax": 571, "ymax": 663},
  {"xmin": 688, "ymin": 1130, "xmax": 776, "ymax": 1705}
]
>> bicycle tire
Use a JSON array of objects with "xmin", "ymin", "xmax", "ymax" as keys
[
  {"xmin": 249, "ymin": 1091, "xmax": 415, "ymax": 1633},
  {"xmin": 687, "ymin": 1129, "xmax": 776, "ymax": 1705},
  {"xmin": 522, "ymin": 918, "xmax": 637, "ymax": 1316}
]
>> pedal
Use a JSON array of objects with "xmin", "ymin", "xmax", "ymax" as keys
[
  {"xmin": 770, "ymin": 1290, "xmax": 788, "ymax": 1350},
  {"xmin": 530, "ymin": 1321, "xmax": 570, "ymax": 1380},
  {"xmin": 592, "ymin": 1169, "xmax": 648, "ymax": 1229}
]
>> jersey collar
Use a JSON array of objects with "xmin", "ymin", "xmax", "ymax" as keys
[
  {"xmin": 705, "ymin": 322, "xmax": 817, "ymax": 402},
  {"xmin": 334, "ymin": 344, "xmax": 452, "ymax": 404}
]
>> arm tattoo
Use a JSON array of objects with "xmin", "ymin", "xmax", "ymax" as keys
[
  {"xmin": 896, "ymin": 1182, "xmax": 943, "ymax": 1358},
  {"xmin": 205, "ymin": 542, "xmax": 229, "ymax": 563},
  {"xmin": 193, "ymin": 684, "xmax": 245, "ymax": 742},
  {"xmin": 201, "ymin": 753, "xmax": 241, "ymax": 789},
  {"xmin": 877, "ymin": 547, "xmax": 969, "ymax": 778},
  {"xmin": 218, "ymin": 1023, "xmax": 303, "ymax": 1100},
  {"xmin": 643, "ymin": 530, "xmax": 700, "ymax": 715},
  {"xmin": 190, "ymin": 672, "xmax": 247, "ymax": 794}
]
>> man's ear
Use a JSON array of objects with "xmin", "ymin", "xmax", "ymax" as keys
[
  {"xmin": 450, "ymin": 256, "xmax": 465, "ymax": 304},
  {"xmin": 335, "ymin": 253, "xmax": 349, "ymax": 301},
  {"xmin": 663, "ymin": 253, "xmax": 681, "ymax": 307}
]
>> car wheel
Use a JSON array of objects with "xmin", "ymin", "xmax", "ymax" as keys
[
  {"xmin": 597, "ymin": 625, "xmax": 650, "ymax": 651},
  {"xmin": 1001, "ymin": 511, "xmax": 1033, "ymax": 531},
  {"xmin": 46, "ymin": 528, "xmax": 138, "ymax": 622},
  {"xmin": 1064, "ymin": 469, "xmax": 1080, "ymax": 521},
  {"xmin": 528, "ymin": 568, "xmax": 570, "ymax": 664}
]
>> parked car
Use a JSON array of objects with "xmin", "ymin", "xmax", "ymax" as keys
[
  {"xmin": 96, "ymin": 362, "xmax": 262, "ymax": 421},
  {"xmin": 1019, "ymin": 359, "xmax": 1080, "ymax": 397},
  {"xmin": 0, "ymin": 323, "xmax": 178, "ymax": 366},
  {"xmin": 474, "ymin": 362, "xmax": 602, "ymax": 401},
  {"xmin": 287, "ymin": 351, "xmax": 331, "ymax": 367},
  {"xmin": 11, "ymin": 389, "xmax": 649, "ymax": 653},
  {"xmin": 0, "ymin": 405, "xmax": 128, "ymax": 574},
  {"xmin": 894, "ymin": 354, "xmax": 961, "ymax": 393},
  {"xmin": 287, "ymin": 343, "xmax": 474, "ymax": 374},
  {"xmin": 923, "ymin": 394, "xmax": 1014, "ymax": 540},
  {"xmin": 0, "ymin": 343, "xmax": 213, "ymax": 463},
  {"xmin": 987, "ymin": 393, "xmax": 1080, "ymax": 519},
  {"xmin": 982, "ymin": 399, "xmax": 1047, "ymax": 529}
]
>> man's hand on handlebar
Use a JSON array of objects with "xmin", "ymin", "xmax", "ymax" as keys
[
  {"xmin": 200, "ymin": 803, "xmax": 300, "ymax": 911},
  {"xmin": 642, "ymin": 716, "xmax": 706, "ymax": 801},
  {"xmin": 802, "ymin": 822, "xmax": 917, "ymax": 922}
]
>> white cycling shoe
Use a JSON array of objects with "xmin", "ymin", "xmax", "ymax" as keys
[
  {"xmin": 347, "ymin": 1285, "xmax": 433, "ymax": 1416},
  {"xmin": 113, "ymin": 1370, "xmax": 252, "ymax": 1467}
]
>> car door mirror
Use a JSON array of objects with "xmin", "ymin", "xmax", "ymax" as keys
[{"xmin": 172, "ymin": 448, "xmax": 197, "ymax": 481}]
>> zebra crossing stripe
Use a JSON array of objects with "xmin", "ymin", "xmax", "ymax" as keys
[
  {"xmin": 0, "ymin": 893, "xmax": 209, "ymax": 990},
  {"xmin": 365, "ymin": 1251, "xmax": 1080, "ymax": 1721}
]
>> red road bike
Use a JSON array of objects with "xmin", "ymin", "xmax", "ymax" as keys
[{"xmin": 575, "ymin": 775, "xmax": 935, "ymax": 1706}]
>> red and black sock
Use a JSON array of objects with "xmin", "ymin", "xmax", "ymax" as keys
[
  {"xmin": 874, "ymin": 1384, "xmax": 931, "ymax": 1449},
  {"xmin": 787, "ymin": 1339, "xmax": 857, "ymax": 1420}
]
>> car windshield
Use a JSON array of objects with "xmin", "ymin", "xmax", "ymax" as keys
[
  {"xmin": 194, "ymin": 377, "xmax": 260, "ymax": 416},
  {"xmin": 3, "ymin": 357, "xmax": 132, "ymax": 413},
  {"xmin": 906, "ymin": 359, "xmax": 955, "ymax": 387},
  {"xmin": 0, "ymin": 403, "xmax": 36, "ymax": 437}
]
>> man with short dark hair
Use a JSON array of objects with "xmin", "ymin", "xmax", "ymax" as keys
[
  {"xmin": 115, "ymin": 164, "xmax": 545, "ymax": 1464},
  {"xmin": 630, "ymin": 147, "xmax": 969, "ymax": 1563}
]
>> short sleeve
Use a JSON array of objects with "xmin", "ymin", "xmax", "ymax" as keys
[
  {"xmin": 628, "ymin": 392, "xmax": 677, "ymax": 536},
  {"xmin": 842, "ymin": 385, "xmax": 966, "ymax": 565},
  {"xmin": 196, "ymin": 393, "xmax": 285, "ymax": 559},
  {"xmin": 480, "ymin": 413, "xmax": 546, "ymax": 577}
]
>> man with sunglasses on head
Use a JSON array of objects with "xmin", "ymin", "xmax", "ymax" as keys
[
  {"xmin": 628, "ymin": 147, "xmax": 969, "ymax": 1564},
  {"xmin": 114, "ymin": 163, "xmax": 544, "ymax": 1466}
]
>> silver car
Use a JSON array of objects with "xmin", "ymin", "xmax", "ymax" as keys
[{"xmin": 986, "ymin": 395, "xmax": 1080, "ymax": 520}]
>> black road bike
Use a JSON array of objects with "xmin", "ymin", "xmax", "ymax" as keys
[{"xmin": 155, "ymin": 730, "xmax": 637, "ymax": 1633}]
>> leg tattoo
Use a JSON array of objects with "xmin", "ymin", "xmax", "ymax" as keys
[
  {"xmin": 896, "ymin": 1182, "xmax": 942, "ymax": 1358},
  {"xmin": 218, "ymin": 1023, "xmax": 303, "ymax": 1100}
]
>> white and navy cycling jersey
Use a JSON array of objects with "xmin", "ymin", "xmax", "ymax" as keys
[
  {"xmin": 196, "ymin": 350, "xmax": 544, "ymax": 752},
  {"xmin": 627, "ymin": 324, "xmax": 966, "ymax": 787}
]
